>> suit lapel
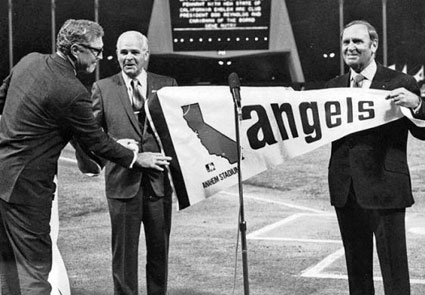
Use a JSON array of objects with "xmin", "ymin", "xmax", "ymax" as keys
[
  {"xmin": 113, "ymin": 74, "xmax": 143, "ymax": 136},
  {"xmin": 337, "ymin": 64, "xmax": 390, "ymax": 90},
  {"xmin": 147, "ymin": 72, "xmax": 164, "ymax": 101},
  {"xmin": 370, "ymin": 64, "xmax": 391, "ymax": 90},
  {"xmin": 146, "ymin": 72, "xmax": 155, "ymax": 100},
  {"xmin": 341, "ymin": 74, "xmax": 350, "ymax": 87}
]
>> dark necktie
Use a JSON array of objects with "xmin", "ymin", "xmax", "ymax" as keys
[
  {"xmin": 130, "ymin": 79, "xmax": 145, "ymax": 112},
  {"xmin": 353, "ymin": 74, "xmax": 365, "ymax": 88}
]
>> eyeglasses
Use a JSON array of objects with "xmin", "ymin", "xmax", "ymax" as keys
[{"xmin": 77, "ymin": 43, "xmax": 103, "ymax": 57}]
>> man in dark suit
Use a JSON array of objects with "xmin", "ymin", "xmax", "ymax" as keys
[
  {"xmin": 0, "ymin": 20, "xmax": 170, "ymax": 295},
  {"xmin": 326, "ymin": 20, "xmax": 425, "ymax": 295},
  {"xmin": 82, "ymin": 31, "xmax": 177, "ymax": 295}
]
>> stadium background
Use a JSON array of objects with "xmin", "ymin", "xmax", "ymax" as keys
[
  {"xmin": 1, "ymin": 0, "xmax": 424, "ymax": 90},
  {"xmin": 1, "ymin": 1, "xmax": 425, "ymax": 293}
]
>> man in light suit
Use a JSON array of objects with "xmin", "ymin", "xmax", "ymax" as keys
[
  {"xmin": 326, "ymin": 20, "xmax": 425, "ymax": 295},
  {"xmin": 0, "ymin": 20, "xmax": 170, "ymax": 295},
  {"xmin": 82, "ymin": 31, "xmax": 177, "ymax": 295}
]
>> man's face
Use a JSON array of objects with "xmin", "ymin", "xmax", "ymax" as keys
[
  {"xmin": 75, "ymin": 37, "xmax": 103, "ymax": 74},
  {"xmin": 341, "ymin": 24, "xmax": 377, "ymax": 72},
  {"xmin": 116, "ymin": 35, "xmax": 149, "ymax": 79}
]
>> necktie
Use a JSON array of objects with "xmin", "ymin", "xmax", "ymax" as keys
[
  {"xmin": 352, "ymin": 74, "xmax": 365, "ymax": 88},
  {"xmin": 130, "ymin": 79, "xmax": 145, "ymax": 112}
]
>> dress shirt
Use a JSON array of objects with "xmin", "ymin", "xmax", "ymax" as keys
[
  {"xmin": 122, "ymin": 70, "xmax": 148, "ymax": 103},
  {"xmin": 350, "ymin": 60, "xmax": 377, "ymax": 89}
]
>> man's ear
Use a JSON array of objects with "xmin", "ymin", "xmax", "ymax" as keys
[
  {"xmin": 371, "ymin": 40, "xmax": 378, "ymax": 55},
  {"xmin": 69, "ymin": 44, "xmax": 80, "ymax": 59}
]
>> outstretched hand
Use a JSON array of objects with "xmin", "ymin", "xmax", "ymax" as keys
[{"xmin": 136, "ymin": 152, "xmax": 172, "ymax": 171}]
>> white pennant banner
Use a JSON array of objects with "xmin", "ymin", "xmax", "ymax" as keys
[{"xmin": 151, "ymin": 86, "xmax": 420, "ymax": 209}]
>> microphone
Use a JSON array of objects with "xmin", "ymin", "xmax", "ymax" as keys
[{"xmin": 228, "ymin": 72, "xmax": 241, "ymax": 108}]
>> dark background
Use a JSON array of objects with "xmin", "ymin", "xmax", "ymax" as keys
[{"xmin": 1, "ymin": 0, "xmax": 424, "ymax": 89}]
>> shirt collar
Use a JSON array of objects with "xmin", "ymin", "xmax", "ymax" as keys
[
  {"xmin": 56, "ymin": 51, "xmax": 77, "ymax": 76},
  {"xmin": 121, "ymin": 69, "xmax": 147, "ymax": 89},
  {"xmin": 350, "ymin": 59, "xmax": 377, "ymax": 82}
]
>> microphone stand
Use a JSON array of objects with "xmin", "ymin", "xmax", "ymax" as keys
[{"xmin": 232, "ymin": 86, "xmax": 250, "ymax": 295}]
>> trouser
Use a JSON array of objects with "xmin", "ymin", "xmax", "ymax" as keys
[
  {"xmin": 0, "ymin": 198, "xmax": 52, "ymax": 295},
  {"xmin": 335, "ymin": 191, "xmax": 410, "ymax": 295},
  {"xmin": 107, "ymin": 184, "xmax": 172, "ymax": 295}
]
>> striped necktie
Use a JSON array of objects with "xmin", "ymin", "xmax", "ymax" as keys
[{"xmin": 130, "ymin": 79, "xmax": 145, "ymax": 112}]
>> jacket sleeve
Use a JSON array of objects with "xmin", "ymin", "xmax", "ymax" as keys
[
  {"xmin": 72, "ymin": 82, "xmax": 108, "ymax": 175},
  {"xmin": 92, "ymin": 82, "xmax": 106, "ymax": 132},
  {"xmin": 402, "ymin": 75, "xmax": 425, "ymax": 139},
  {"xmin": 0, "ymin": 73, "xmax": 12, "ymax": 114},
  {"xmin": 71, "ymin": 139, "xmax": 103, "ymax": 175},
  {"xmin": 65, "ymin": 89, "xmax": 135, "ymax": 169}
]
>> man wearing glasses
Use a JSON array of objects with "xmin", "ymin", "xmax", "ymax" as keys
[
  {"xmin": 73, "ymin": 42, "xmax": 104, "ymax": 72},
  {"xmin": 78, "ymin": 42, "xmax": 104, "ymax": 56},
  {"xmin": 0, "ymin": 19, "xmax": 171, "ymax": 295}
]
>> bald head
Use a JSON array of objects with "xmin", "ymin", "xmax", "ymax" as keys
[
  {"xmin": 116, "ymin": 31, "xmax": 148, "ymax": 50},
  {"xmin": 116, "ymin": 31, "xmax": 150, "ymax": 78}
]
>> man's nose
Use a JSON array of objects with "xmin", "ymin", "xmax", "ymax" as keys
[{"xmin": 347, "ymin": 41, "xmax": 356, "ymax": 50}]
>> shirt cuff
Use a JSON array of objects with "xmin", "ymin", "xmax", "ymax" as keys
[
  {"xmin": 129, "ymin": 150, "xmax": 138, "ymax": 168},
  {"xmin": 413, "ymin": 97, "xmax": 423, "ymax": 114}
]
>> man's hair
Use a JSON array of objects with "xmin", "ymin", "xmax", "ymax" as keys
[
  {"xmin": 341, "ymin": 20, "xmax": 379, "ymax": 43},
  {"xmin": 56, "ymin": 19, "xmax": 104, "ymax": 56},
  {"xmin": 116, "ymin": 31, "xmax": 149, "ymax": 51}
]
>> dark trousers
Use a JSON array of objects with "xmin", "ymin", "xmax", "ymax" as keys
[
  {"xmin": 0, "ymin": 198, "xmax": 52, "ymax": 295},
  {"xmin": 107, "ymin": 184, "xmax": 172, "ymax": 295},
  {"xmin": 335, "ymin": 190, "xmax": 410, "ymax": 295}
]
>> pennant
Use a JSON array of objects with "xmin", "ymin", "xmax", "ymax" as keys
[{"xmin": 149, "ymin": 86, "xmax": 420, "ymax": 210}]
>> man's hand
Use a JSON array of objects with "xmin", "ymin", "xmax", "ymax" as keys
[
  {"xmin": 386, "ymin": 87, "xmax": 422, "ymax": 109},
  {"xmin": 117, "ymin": 138, "xmax": 139, "ymax": 153},
  {"xmin": 135, "ymin": 152, "xmax": 172, "ymax": 171}
]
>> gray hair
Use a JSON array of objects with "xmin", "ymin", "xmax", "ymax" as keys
[
  {"xmin": 56, "ymin": 19, "xmax": 104, "ymax": 56},
  {"xmin": 116, "ymin": 31, "xmax": 149, "ymax": 50}
]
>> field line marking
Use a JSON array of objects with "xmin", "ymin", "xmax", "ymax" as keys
[
  {"xmin": 247, "ymin": 212, "xmax": 341, "ymax": 245},
  {"xmin": 301, "ymin": 247, "xmax": 425, "ymax": 285},
  {"xmin": 247, "ymin": 213, "xmax": 306, "ymax": 238},
  {"xmin": 410, "ymin": 278, "xmax": 425, "ymax": 285},
  {"xmin": 409, "ymin": 164, "xmax": 425, "ymax": 171},
  {"xmin": 221, "ymin": 191, "xmax": 325, "ymax": 213},
  {"xmin": 301, "ymin": 248, "xmax": 345, "ymax": 278},
  {"xmin": 249, "ymin": 237, "xmax": 342, "ymax": 244},
  {"xmin": 59, "ymin": 156, "xmax": 77, "ymax": 164}
]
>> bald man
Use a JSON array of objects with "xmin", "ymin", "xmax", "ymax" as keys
[{"xmin": 81, "ymin": 31, "xmax": 177, "ymax": 295}]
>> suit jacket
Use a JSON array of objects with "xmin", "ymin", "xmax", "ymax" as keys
[
  {"xmin": 325, "ymin": 64, "xmax": 425, "ymax": 209},
  {"xmin": 0, "ymin": 53, "xmax": 135, "ymax": 206},
  {"xmin": 90, "ymin": 72, "xmax": 177, "ymax": 199}
]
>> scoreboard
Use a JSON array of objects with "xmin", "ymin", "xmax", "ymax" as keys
[
  {"xmin": 170, "ymin": 0, "xmax": 271, "ymax": 51},
  {"xmin": 148, "ymin": 0, "xmax": 304, "ymax": 83}
]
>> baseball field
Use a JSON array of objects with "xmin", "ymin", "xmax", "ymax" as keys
[{"xmin": 57, "ymin": 136, "xmax": 425, "ymax": 295}]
